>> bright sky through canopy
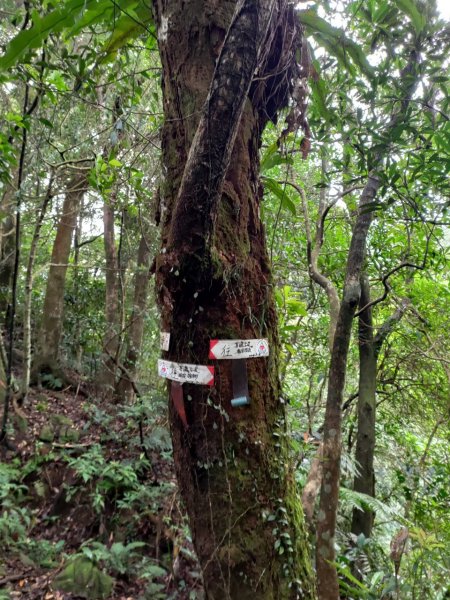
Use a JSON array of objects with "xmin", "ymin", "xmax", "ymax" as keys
[{"xmin": 437, "ymin": 0, "xmax": 450, "ymax": 19}]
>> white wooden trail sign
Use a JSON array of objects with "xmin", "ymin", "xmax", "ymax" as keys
[
  {"xmin": 158, "ymin": 359, "xmax": 214, "ymax": 386},
  {"xmin": 209, "ymin": 338, "xmax": 269, "ymax": 360},
  {"xmin": 160, "ymin": 331, "xmax": 170, "ymax": 351}
]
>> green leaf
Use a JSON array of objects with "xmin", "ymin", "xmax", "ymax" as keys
[
  {"xmin": 397, "ymin": 0, "xmax": 426, "ymax": 34},
  {"xmin": 339, "ymin": 487, "xmax": 393, "ymax": 516},
  {"xmin": 53, "ymin": 557, "xmax": 114, "ymax": 600},
  {"xmin": 144, "ymin": 564, "xmax": 167, "ymax": 579},
  {"xmin": 38, "ymin": 117, "xmax": 54, "ymax": 129},
  {"xmin": 298, "ymin": 10, "xmax": 375, "ymax": 79},
  {"xmin": 0, "ymin": 0, "xmax": 99, "ymax": 71},
  {"xmin": 286, "ymin": 298, "xmax": 307, "ymax": 317},
  {"xmin": 263, "ymin": 177, "xmax": 296, "ymax": 215},
  {"xmin": 65, "ymin": 0, "xmax": 116, "ymax": 37},
  {"xmin": 0, "ymin": 0, "xmax": 154, "ymax": 72},
  {"xmin": 335, "ymin": 563, "xmax": 369, "ymax": 591},
  {"xmin": 260, "ymin": 142, "xmax": 293, "ymax": 173},
  {"xmin": 310, "ymin": 76, "xmax": 332, "ymax": 123},
  {"xmin": 100, "ymin": 2, "xmax": 155, "ymax": 62},
  {"xmin": 108, "ymin": 158, "xmax": 123, "ymax": 168}
]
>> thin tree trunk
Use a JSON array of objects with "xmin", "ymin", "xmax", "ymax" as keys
[
  {"xmin": 316, "ymin": 45, "xmax": 421, "ymax": 598},
  {"xmin": 154, "ymin": 1, "xmax": 315, "ymax": 598},
  {"xmin": 316, "ymin": 173, "xmax": 381, "ymax": 599},
  {"xmin": 302, "ymin": 442, "xmax": 324, "ymax": 527},
  {"xmin": 115, "ymin": 230, "xmax": 152, "ymax": 401},
  {"xmin": 293, "ymin": 156, "xmax": 341, "ymax": 529},
  {"xmin": 296, "ymin": 154, "xmax": 341, "ymax": 352},
  {"xmin": 99, "ymin": 193, "xmax": 120, "ymax": 394},
  {"xmin": 34, "ymin": 172, "xmax": 87, "ymax": 377},
  {"xmin": 73, "ymin": 203, "xmax": 83, "ymax": 370},
  {"xmin": 1, "ymin": 83, "xmax": 31, "ymax": 445},
  {"xmin": 351, "ymin": 290, "xmax": 409, "ymax": 540},
  {"xmin": 0, "ymin": 182, "xmax": 16, "ymax": 323},
  {"xmin": 21, "ymin": 176, "xmax": 54, "ymax": 400},
  {"xmin": 353, "ymin": 288, "xmax": 410, "ymax": 532},
  {"xmin": 351, "ymin": 274, "xmax": 376, "ymax": 539}
]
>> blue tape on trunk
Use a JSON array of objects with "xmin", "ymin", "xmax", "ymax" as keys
[
  {"xmin": 231, "ymin": 359, "xmax": 250, "ymax": 408},
  {"xmin": 231, "ymin": 396, "xmax": 250, "ymax": 407}
]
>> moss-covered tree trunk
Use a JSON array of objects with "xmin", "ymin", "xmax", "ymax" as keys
[{"xmin": 153, "ymin": 1, "xmax": 315, "ymax": 598}]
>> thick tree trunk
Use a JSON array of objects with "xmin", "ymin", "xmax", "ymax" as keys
[
  {"xmin": 99, "ymin": 195, "xmax": 120, "ymax": 394},
  {"xmin": 34, "ymin": 173, "xmax": 87, "ymax": 376},
  {"xmin": 351, "ymin": 275, "xmax": 376, "ymax": 539},
  {"xmin": 154, "ymin": 1, "xmax": 315, "ymax": 598},
  {"xmin": 115, "ymin": 231, "xmax": 152, "ymax": 401}
]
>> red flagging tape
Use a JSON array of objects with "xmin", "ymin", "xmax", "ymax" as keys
[{"xmin": 171, "ymin": 381, "xmax": 188, "ymax": 428}]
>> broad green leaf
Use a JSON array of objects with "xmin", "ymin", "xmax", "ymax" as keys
[
  {"xmin": 0, "ymin": 0, "xmax": 99, "ymax": 71},
  {"xmin": 397, "ymin": 0, "xmax": 426, "ymax": 34},
  {"xmin": 260, "ymin": 142, "xmax": 293, "ymax": 173},
  {"xmin": 307, "ymin": 50, "xmax": 333, "ymax": 122},
  {"xmin": 298, "ymin": 10, "xmax": 375, "ymax": 79},
  {"xmin": 53, "ymin": 557, "xmax": 113, "ymax": 600},
  {"xmin": 263, "ymin": 177, "xmax": 296, "ymax": 215},
  {"xmin": 108, "ymin": 158, "xmax": 123, "ymax": 167},
  {"xmin": 100, "ymin": 2, "xmax": 155, "ymax": 61},
  {"xmin": 0, "ymin": 0, "xmax": 154, "ymax": 72},
  {"xmin": 65, "ymin": 0, "xmax": 116, "ymax": 37},
  {"xmin": 310, "ymin": 76, "xmax": 332, "ymax": 123}
]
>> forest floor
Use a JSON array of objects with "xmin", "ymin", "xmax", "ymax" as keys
[{"xmin": 0, "ymin": 379, "xmax": 203, "ymax": 600}]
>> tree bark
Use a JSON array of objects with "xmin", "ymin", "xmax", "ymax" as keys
[
  {"xmin": 351, "ymin": 286, "xmax": 409, "ymax": 541},
  {"xmin": 0, "ymin": 182, "xmax": 16, "ymax": 323},
  {"xmin": 302, "ymin": 442, "xmax": 324, "ymax": 527},
  {"xmin": 99, "ymin": 194, "xmax": 120, "ymax": 394},
  {"xmin": 351, "ymin": 274, "xmax": 376, "ymax": 539},
  {"xmin": 316, "ymin": 173, "xmax": 381, "ymax": 600},
  {"xmin": 115, "ymin": 229, "xmax": 152, "ymax": 401},
  {"xmin": 154, "ymin": 1, "xmax": 315, "ymax": 598},
  {"xmin": 73, "ymin": 204, "xmax": 83, "ymax": 370},
  {"xmin": 21, "ymin": 176, "xmax": 54, "ymax": 400},
  {"xmin": 293, "ymin": 156, "xmax": 342, "ymax": 530},
  {"xmin": 34, "ymin": 172, "xmax": 87, "ymax": 377}
]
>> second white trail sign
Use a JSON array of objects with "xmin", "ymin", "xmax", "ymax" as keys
[{"xmin": 158, "ymin": 359, "xmax": 214, "ymax": 386}]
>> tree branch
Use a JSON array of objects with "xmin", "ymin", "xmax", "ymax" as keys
[
  {"xmin": 373, "ymin": 297, "xmax": 410, "ymax": 356},
  {"xmin": 287, "ymin": 171, "xmax": 341, "ymax": 350}
]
